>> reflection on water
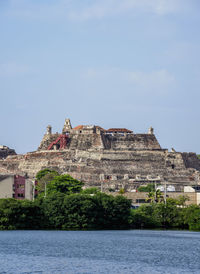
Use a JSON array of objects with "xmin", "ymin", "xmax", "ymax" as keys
[{"xmin": 0, "ymin": 230, "xmax": 199, "ymax": 274}]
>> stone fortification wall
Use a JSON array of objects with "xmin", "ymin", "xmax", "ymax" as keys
[
  {"xmin": 0, "ymin": 149, "xmax": 199, "ymax": 191},
  {"xmin": 38, "ymin": 132, "xmax": 161, "ymax": 152},
  {"xmin": 1, "ymin": 119, "xmax": 200, "ymax": 192},
  {"xmin": 38, "ymin": 122, "xmax": 161, "ymax": 152},
  {"xmin": 38, "ymin": 133, "xmax": 60, "ymax": 150},
  {"xmin": 103, "ymin": 134, "xmax": 161, "ymax": 150},
  {"xmin": 181, "ymin": 153, "xmax": 200, "ymax": 171},
  {"xmin": 0, "ymin": 146, "xmax": 16, "ymax": 159},
  {"xmin": 67, "ymin": 132, "xmax": 104, "ymax": 150},
  {"xmin": 38, "ymin": 129, "xmax": 104, "ymax": 151}
]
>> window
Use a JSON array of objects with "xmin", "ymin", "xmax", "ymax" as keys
[{"xmin": 17, "ymin": 193, "xmax": 24, "ymax": 197}]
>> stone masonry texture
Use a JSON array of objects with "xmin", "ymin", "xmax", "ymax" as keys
[{"xmin": 0, "ymin": 120, "xmax": 200, "ymax": 191}]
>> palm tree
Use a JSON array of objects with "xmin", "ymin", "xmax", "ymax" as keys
[
  {"xmin": 146, "ymin": 189, "xmax": 163, "ymax": 203},
  {"xmin": 146, "ymin": 191, "xmax": 155, "ymax": 203},
  {"xmin": 155, "ymin": 189, "xmax": 163, "ymax": 203}
]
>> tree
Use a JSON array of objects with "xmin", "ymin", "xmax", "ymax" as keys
[
  {"xmin": 93, "ymin": 193, "xmax": 131, "ymax": 229},
  {"xmin": 146, "ymin": 191, "xmax": 155, "ymax": 203},
  {"xmin": 119, "ymin": 188, "xmax": 125, "ymax": 194},
  {"xmin": 36, "ymin": 169, "xmax": 60, "ymax": 197},
  {"xmin": 175, "ymin": 195, "xmax": 189, "ymax": 207},
  {"xmin": 35, "ymin": 168, "xmax": 59, "ymax": 181},
  {"xmin": 62, "ymin": 194, "xmax": 99, "ymax": 229},
  {"xmin": 154, "ymin": 199, "xmax": 183, "ymax": 228},
  {"xmin": 36, "ymin": 172, "xmax": 58, "ymax": 195},
  {"xmin": 81, "ymin": 187, "xmax": 100, "ymax": 194},
  {"xmin": 39, "ymin": 192, "xmax": 66, "ymax": 229},
  {"xmin": 40, "ymin": 192, "xmax": 131, "ymax": 230},
  {"xmin": 146, "ymin": 189, "xmax": 163, "ymax": 203},
  {"xmin": 155, "ymin": 189, "xmax": 163, "ymax": 203},
  {"xmin": 47, "ymin": 174, "xmax": 84, "ymax": 195},
  {"xmin": 0, "ymin": 198, "xmax": 43, "ymax": 230},
  {"xmin": 138, "ymin": 183, "xmax": 155, "ymax": 192},
  {"xmin": 183, "ymin": 205, "xmax": 200, "ymax": 230},
  {"xmin": 130, "ymin": 204, "xmax": 160, "ymax": 229}
]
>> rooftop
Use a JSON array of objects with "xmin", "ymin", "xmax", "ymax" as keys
[{"xmin": 106, "ymin": 128, "xmax": 133, "ymax": 133}]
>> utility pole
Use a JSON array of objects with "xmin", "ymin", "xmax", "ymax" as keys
[
  {"xmin": 164, "ymin": 182, "xmax": 167, "ymax": 205},
  {"xmin": 32, "ymin": 180, "xmax": 35, "ymax": 201},
  {"xmin": 44, "ymin": 182, "xmax": 47, "ymax": 198}
]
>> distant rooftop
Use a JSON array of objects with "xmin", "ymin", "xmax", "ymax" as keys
[
  {"xmin": 73, "ymin": 125, "xmax": 84, "ymax": 130},
  {"xmin": 106, "ymin": 128, "xmax": 133, "ymax": 133},
  {"xmin": 72, "ymin": 125, "xmax": 132, "ymax": 133}
]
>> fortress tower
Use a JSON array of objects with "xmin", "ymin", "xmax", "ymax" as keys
[{"xmin": 0, "ymin": 118, "xmax": 200, "ymax": 192}]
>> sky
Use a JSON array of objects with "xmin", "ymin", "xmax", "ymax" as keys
[{"xmin": 0, "ymin": 0, "xmax": 200, "ymax": 154}]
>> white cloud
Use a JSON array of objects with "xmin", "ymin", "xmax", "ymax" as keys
[
  {"xmin": 82, "ymin": 67, "xmax": 175, "ymax": 94},
  {"xmin": 4, "ymin": 0, "xmax": 185, "ymax": 22},
  {"xmin": 68, "ymin": 0, "xmax": 183, "ymax": 21},
  {"xmin": 5, "ymin": 0, "xmax": 72, "ymax": 20},
  {"xmin": 128, "ymin": 69, "xmax": 175, "ymax": 92}
]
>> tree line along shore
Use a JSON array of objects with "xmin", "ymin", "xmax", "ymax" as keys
[{"xmin": 0, "ymin": 169, "xmax": 200, "ymax": 231}]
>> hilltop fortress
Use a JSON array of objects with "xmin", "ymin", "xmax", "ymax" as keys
[{"xmin": 0, "ymin": 118, "xmax": 200, "ymax": 191}]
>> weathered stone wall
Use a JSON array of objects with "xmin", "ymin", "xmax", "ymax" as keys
[
  {"xmin": 38, "ymin": 133, "xmax": 60, "ymax": 150},
  {"xmin": 38, "ymin": 128, "xmax": 161, "ymax": 152},
  {"xmin": 1, "ymin": 121, "xmax": 200, "ymax": 191},
  {"xmin": 104, "ymin": 134, "xmax": 161, "ymax": 150},
  {"xmin": 0, "ymin": 149, "xmax": 199, "ymax": 190},
  {"xmin": 182, "ymin": 153, "xmax": 200, "ymax": 171},
  {"xmin": 0, "ymin": 146, "xmax": 16, "ymax": 159},
  {"xmin": 67, "ymin": 132, "xmax": 104, "ymax": 150}
]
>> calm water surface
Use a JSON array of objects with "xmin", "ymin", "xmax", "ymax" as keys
[{"xmin": 0, "ymin": 230, "xmax": 199, "ymax": 274}]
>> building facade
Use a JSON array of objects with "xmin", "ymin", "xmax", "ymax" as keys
[{"xmin": 0, "ymin": 175, "xmax": 36, "ymax": 200}]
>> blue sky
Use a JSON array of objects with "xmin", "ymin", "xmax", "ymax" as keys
[{"xmin": 0, "ymin": 0, "xmax": 200, "ymax": 154}]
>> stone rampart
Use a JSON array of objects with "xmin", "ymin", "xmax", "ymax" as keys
[
  {"xmin": 0, "ymin": 146, "xmax": 16, "ymax": 159},
  {"xmin": 104, "ymin": 134, "xmax": 161, "ymax": 150},
  {"xmin": 1, "ymin": 119, "xmax": 200, "ymax": 191}
]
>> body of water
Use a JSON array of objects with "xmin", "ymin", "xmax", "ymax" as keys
[{"xmin": 0, "ymin": 230, "xmax": 199, "ymax": 274}]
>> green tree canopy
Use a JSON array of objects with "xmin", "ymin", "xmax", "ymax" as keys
[
  {"xmin": 81, "ymin": 187, "xmax": 100, "ymax": 194},
  {"xmin": 47, "ymin": 174, "xmax": 84, "ymax": 195},
  {"xmin": 138, "ymin": 183, "xmax": 156, "ymax": 193},
  {"xmin": 183, "ymin": 205, "xmax": 200, "ymax": 230},
  {"xmin": 0, "ymin": 198, "xmax": 43, "ymax": 230},
  {"xmin": 36, "ymin": 168, "xmax": 59, "ymax": 181},
  {"xmin": 39, "ymin": 192, "xmax": 131, "ymax": 230}
]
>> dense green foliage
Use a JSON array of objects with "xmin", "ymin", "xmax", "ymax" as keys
[
  {"xmin": 40, "ymin": 192, "xmax": 131, "ymax": 229},
  {"xmin": 129, "ymin": 200, "xmax": 200, "ymax": 230},
  {"xmin": 36, "ymin": 172, "xmax": 84, "ymax": 197},
  {"xmin": 36, "ymin": 168, "xmax": 59, "ymax": 181},
  {"xmin": 0, "ymin": 199, "xmax": 44, "ymax": 230},
  {"xmin": 0, "ymin": 193, "xmax": 131, "ymax": 230},
  {"xmin": 81, "ymin": 187, "xmax": 100, "ymax": 194},
  {"xmin": 46, "ymin": 174, "xmax": 84, "ymax": 195},
  {"xmin": 0, "ymin": 169, "xmax": 199, "ymax": 231},
  {"xmin": 138, "ymin": 183, "xmax": 156, "ymax": 192},
  {"xmin": 0, "ymin": 194, "xmax": 200, "ymax": 230}
]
